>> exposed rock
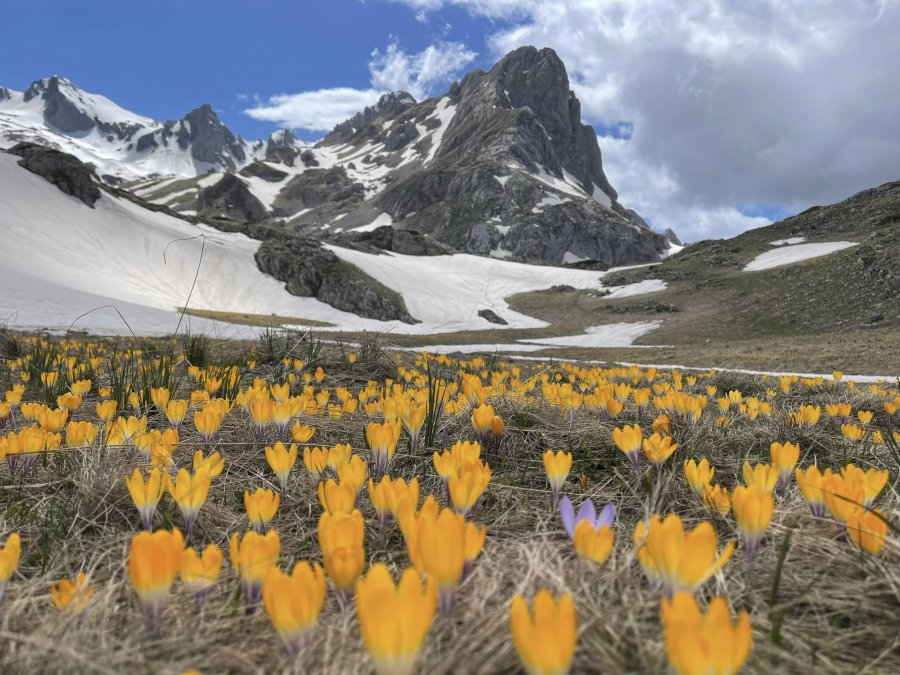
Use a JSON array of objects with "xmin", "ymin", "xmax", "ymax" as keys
[
  {"xmin": 384, "ymin": 122, "xmax": 420, "ymax": 152},
  {"xmin": 478, "ymin": 309, "xmax": 508, "ymax": 325},
  {"xmin": 562, "ymin": 258, "xmax": 610, "ymax": 271},
  {"xmin": 300, "ymin": 149, "xmax": 319, "ymax": 167},
  {"xmin": 483, "ymin": 46, "xmax": 616, "ymax": 198},
  {"xmin": 134, "ymin": 103, "xmax": 248, "ymax": 171},
  {"xmin": 197, "ymin": 173, "xmax": 269, "ymax": 223},
  {"xmin": 348, "ymin": 47, "xmax": 668, "ymax": 265},
  {"xmin": 663, "ymin": 228, "xmax": 683, "ymax": 246},
  {"xmin": 546, "ymin": 284, "xmax": 576, "ymax": 293},
  {"xmin": 254, "ymin": 236, "xmax": 418, "ymax": 323},
  {"xmin": 334, "ymin": 226, "xmax": 453, "ymax": 256},
  {"xmin": 7, "ymin": 143, "xmax": 101, "ymax": 207},
  {"xmin": 240, "ymin": 161, "xmax": 288, "ymax": 182},
  {"xmin": 182, "ymin": 104, "xmax": 247, "ymax": 168},
  {"xmin": 325, "ymin": 92, "xmax": 416, "ymax": 144},
  {"xmin": 0, "ymin": 86, "xmax": 11, "ymax": 102},
  {"xmin": 266, "ymin": 145, "xmax": 297, "ymax": 167},
  {"xmin": 23, "ymin": 76, "xmax": 146, "ymax": 141},
  {"xmin": 267, "ymin": 129, "xmax": 297, "ymax": 151},
  {"xmin": 272, "ymin": 167, "xmax": 365, "ymax": 218}
]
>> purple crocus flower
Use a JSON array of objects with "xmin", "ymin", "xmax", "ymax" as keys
[{"xmin": 560, "ymin": 496, "xmax": 616, "ymax": 540}]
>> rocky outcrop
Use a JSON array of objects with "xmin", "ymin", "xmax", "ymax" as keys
[
  {"xmin": 272, "ymin": 167, "xmax": 365, "ymax": 218},
  {"xmin": 240, "ymin": 161, "xmax": 288, "ymax": 182},
  {"xmin": 333, "ymin": 226, "xmax": 453, "ymax": 256},
  {"xmin": 478, "ymin": 309, "xmax": 508, "ymax": 325},
  {"xmin": 255, "ymin": 236, "xmax": 418, "ymax": 323},
  {"xmin": 384, "ymin": 122, "xmax": 420, "ymax": 152},
  {"xmin": 183, "ymin": 104, "xmax": 247, "ymax": 167},
  {"xmin": 8, "ymin": 142, "xmax": 101, "ymax": 207},
  {"xmin": 475, "ymin": 46, "xmax": 616, "ymax": 198},
  {"xmin": 0, "ymin": 87, "xmax": 11, "ymax": 102},
  {"xmin": 663, "ymin": 228, "xmax": 682, "ymax": 246},
  {"xmin": 197, "ymin": 173, "xmax": 269, "ymax": 223},
  {"xmin": 325, "ymin": 92, "xmax": 416, "ymax": 145},
  {"xmin": 267, "ymin": 129, "xmax": 298, "ymax": 152}
]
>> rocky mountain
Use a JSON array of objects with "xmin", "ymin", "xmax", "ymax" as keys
[
  {"xmin": 1, "ymin": 48, "xmax": 672, "ymax": 266},
  {"xmin": 0, "ymin": 76, "xmax": 264, "ymax": 181}
]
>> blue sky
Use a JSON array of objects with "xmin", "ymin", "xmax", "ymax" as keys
[
  {"xmin": 0, "ymin": 0, "xmax": 493, "ymax": 140},
  {"xmin": 2, "ymin": 1, "xmax": 898, "ymax": 243}
]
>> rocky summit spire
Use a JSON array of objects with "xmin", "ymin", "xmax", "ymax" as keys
[{"xmin": 481, "ymin": 46, "xmax": 617, "ymax": 200}]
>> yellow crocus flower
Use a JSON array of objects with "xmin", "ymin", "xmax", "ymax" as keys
[
  {"xmin": 0, "ymin": 532, "xmax": 21, "ymax": 607},
  {"xmin": 573, "ymin": 520, "xmax": 614, "ymax": 565},
  {"xmin": 127, "ymin": 529, "xmax": 184, "ymax": 637},
  {"xmin": 612, "ymin": 423, "xmax": 643, "ymax": 468},
  {"xmin": 317, "ymin": 510, "xmax": 365, "ymax": 606},
  {"xmin": 543, "ymin": 450, "xmax": 573, "ymax": 498},
  {"xmin": 510, "ymin": 590, "xmax": 578, "ymax": 675},
  {"xmin": 634, "ymin": 514, "xmax": 734, "ymax": 594},
  {"xmin": 262, "ymin": 561, "xmax": 326, "ymax": 655},
  {"xmin": 266, "ymin": 441, "xmax": 298, "ymax": 490},
  {"xmin": 660, "ymin": 592, "xmax": 752, "ymax": 675},
  {"xmin": 50, "ymin": 571, "xmax": 94, "ymax": 614},
  {"xmin": 125, "ymin": 466, "xmax": 165, "ymax": 530},
  {"xmin": 180, "ymin": 543, "xmax": 222, "ymax": 605},
  {"xmin": 165, "ymin": 468, "xmax": 211, "ymax": 536},
  {"xmin": 230, "ymin": 530, "xmax": 281, "ymax": 613},
  {"xmin": 846, "ymin": 508, "xmax": 889, "ymax": 555},
  {"xmin": 731, "ymin": 485, "xmax": 774, "ymax": 560},
  {"xmin": 684, "ymin": 458, "xmax": 715, "ymax": 496},
  {"xmin": 355, "ymin": 564, "xmax": 437, "ymax": 675},
  {"xmin": 741, "ymin": 462, "xmax": 777, "ymax": 493}
]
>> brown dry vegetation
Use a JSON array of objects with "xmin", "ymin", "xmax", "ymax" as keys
[{"xmin": 0, "ymin": 331, "xmax": 898, "ymax": 674}]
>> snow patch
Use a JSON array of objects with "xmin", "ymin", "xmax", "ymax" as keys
[
  {"xmin": 519, "ymin": 322, "xmax": 664, "ymax": 348},
  {"xmin": 562, "ymin": 252, "xmax": 589, "ymax": 264},
  {"xmin": 423, "ymin": 97, "xmax": 456, "ymax": 164},
  {"xmin": 744, "ymin": 242, "xmax": 857, "ymax": 271},
  {"xmin": 351, "ymin": 212, "xmax": 393, "ymax": 233},
  {"xmin": 591, "ymin": 183, "xmax": 613, "ymax": 208},
  {"xmin": 323, "ymin": 245, "xmax": 659, "ymax": 334},
  {"xmin": 661, "ymin": 241, "xmax": 685, "ymax": 259},
  {"xmin": 604, "ymin": 280, "xmax": 668, "ymax": 298}
]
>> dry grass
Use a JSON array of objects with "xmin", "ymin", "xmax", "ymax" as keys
[
  {"xmin": 181, "ymin": 308, "xmax": 333, "ymax": 328},
  {"xmin": 0, "ymin": 334, "xmax": 898, "ymax": 674}
]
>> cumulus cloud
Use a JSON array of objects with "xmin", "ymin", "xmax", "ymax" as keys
[
  {"xmin": 388, "ymin": 0, "xmax": 900, "ymax": 242},
  {"xmin": 370, "ymin": 39, "xmax": 477, "ymax": 99},
  {"xmin": 244, "ymin": 39, "xmax": 476, "ymax": 133}
]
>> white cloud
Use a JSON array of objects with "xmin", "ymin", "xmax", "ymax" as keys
[
  {"xmin": 370, "ymin": 39, "xmax": 477, "ymax": 99},
  {"xmin": 388, "ymin": 0, "xmax": 900, "ymax": 242},
  {"xmin": 244, "ymin": 39, "xmax": 476, "ymax": 133},
  {"xmin": 244, "ymin": 87, "xmax": 383, "ymax": 133}
]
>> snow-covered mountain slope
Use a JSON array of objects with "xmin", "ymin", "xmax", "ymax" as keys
[
  {"xmin": 0, "ymin": 76, "xmax": 263, "ymax": 180},
  {"xmin": 0, "ymin": 152, "xmax": 662, "ymax": 336},
  {"xmin": 144, "ymin": 48, "xmax": 669, "ymax": 266},
  {"xmin": 2, "ymin": 48, "xmax": 674, "ymax": 266}
]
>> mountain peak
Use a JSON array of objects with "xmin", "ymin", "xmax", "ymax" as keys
[
  {"xmin": 325, "ymin": 90, "xmax": 417, "ymax": 143},
  {"xmin": 479, "ymin": 46, "xmax": 617, "ymax": 200}
]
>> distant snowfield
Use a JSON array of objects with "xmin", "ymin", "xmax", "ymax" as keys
[
  {"xmin": 744, "ymin": 241, "xmax": 857, "ymax": 271},
  {"xmin": 517, "ymin": 322, "xmax": 664, "ymax": 348},
  {"xmin": 0, "ymin": 154, "xmax": 667, "ymax": 337},
  {"xmin": 324, "ymin": 245, "xmax": 663, "ymax": 333}
]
